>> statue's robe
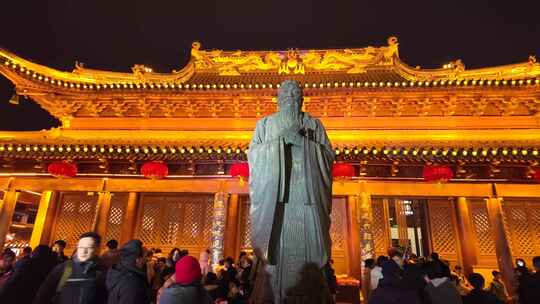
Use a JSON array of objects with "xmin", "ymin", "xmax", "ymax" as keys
[{"xmin": 248, "ymin": 112, "xmax": 335, "ymax": 303}]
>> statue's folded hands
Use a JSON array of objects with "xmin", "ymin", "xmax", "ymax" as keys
[{"xmin": 281, "ymin": 125, "xmax": 304, "ymax": 146}]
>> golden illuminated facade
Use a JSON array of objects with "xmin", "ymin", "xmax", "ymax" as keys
[{"xmin": 1, "ymin": 37, "xmax": 540, "ymax": 295}]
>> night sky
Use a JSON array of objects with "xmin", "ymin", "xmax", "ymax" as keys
[{"xmin": 1, "ymin": 0, "xmax": 539, "ymax": 131}]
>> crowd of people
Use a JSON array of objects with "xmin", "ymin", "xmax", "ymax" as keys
[
  {"xmin": 363, "ymin": 248, "xmax": 540, "ymax": 304},
  {"xmin": 0, "ymin": 232, "xmax": 255, "ymax": 304},
  {"xmin": 2, "ymin": 233, "xmax": 540, "ymax": 304}
]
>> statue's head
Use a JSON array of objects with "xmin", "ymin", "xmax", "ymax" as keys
[{"xmin": 277, "ymin": 80, "xmax": 303, "ymax": 113}]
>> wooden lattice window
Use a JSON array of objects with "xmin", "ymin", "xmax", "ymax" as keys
[
  {"xmin": 470, "ymin": 200, "xmax": 496, "ymax": 261},
  {"xmin": 135, "ymin": 194, "xmax": 213, "ymax": 255},
  {"xmin": 531, "ymin": 206, "xmax": 540, "ymax": 250},
  {"xmin": 238, "ymin": 197, "xmax": 252, "ymax": 251},
  {"xmin": 52, "ymin": 192, "xmax": 99, "ymax": 254},
  {"xmin": 237, "ymin": 197, "xmax": 348, "ymax": 264},
  {"xmin": 502, "ymin": 199, "xmax": 540, "ymax": 260},
  {"xmin": 371, "ymin": 198, "xmax": 389, "ymax": 257},
  {"xmin": 104, "ymin": 193, "xmax": 128, "ymax": 243},
  {"xmin": 427, "ymin": 199, "xmax": 458, "ymax": 262},
  {"xmin": 330, "ymin": 197, "xmax": 347, "ymax": 251},
  {"xmin": 330, "ymin": 197, "xmax": 349, "ymax": 275}
]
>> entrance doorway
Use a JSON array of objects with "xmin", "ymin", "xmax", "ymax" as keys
[
  {"xmin": 388, "ymin": 199, "xmax": 429, "ymax": 257},
  {"xmin": 372, "ymin": 197, "xmax": 460, "ymax": 264}
]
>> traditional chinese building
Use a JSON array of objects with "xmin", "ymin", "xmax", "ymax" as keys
[{"xmin": 1, "ymin": 37, "xmax": 540, "ymax": 292}]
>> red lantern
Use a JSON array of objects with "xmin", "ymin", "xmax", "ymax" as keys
[
  {"xmin": 533, "ymin": 169, "xmax": 540, "ymax": 182},
  {"xmin": 230, "ymin": 162, "xmax": 249, "ymax": 179},
  {"xmin": 422, "ymin": 165, "xmax": 453, "ymax": 182},
  {"xmin": 47, "ymin": 161, "xmax": 77, "ymax": 178},
  {"xmin": 141, "ymin": 161, "xmax": 168, "ymax": 179},
  {"xmin": 332, "ymin": 163, "xmax": 355, "ymax": 180}
]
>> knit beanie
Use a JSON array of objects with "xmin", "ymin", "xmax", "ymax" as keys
[{"xmin": 175, "ymin": 255, "xmax": 202, "ymax": 284}]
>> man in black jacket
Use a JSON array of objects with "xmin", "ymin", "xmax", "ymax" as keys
[
  {"xmin": 462, "ymin": 273, "xmax": 502, "ymax": 304},
  {"xmin": 106, "ymin": 239, "xmax": 150, "ymax": 304},
  {"xmin": 369, "ymin": 248, "xmax": 421, "ymax": 304},
  {"xmin": 33, "ymin": 232, "xmax": 107, "ymax": 304}
]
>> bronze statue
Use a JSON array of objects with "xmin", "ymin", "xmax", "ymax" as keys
[{"xmin": 248, "ymin": 80, "xmax": 335, "ymax": 303}]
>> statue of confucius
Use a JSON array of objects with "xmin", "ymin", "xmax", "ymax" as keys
[{"xmin": 248, "ymin": 80, "xmax": 335, "ymax": 304}]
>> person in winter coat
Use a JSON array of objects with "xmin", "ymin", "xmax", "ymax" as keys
[
  {"xmin": 199, "ymin": 249, "xmax": 211, "ymax": 276},
  {"xmin": 159, "ymin": 255, "xmax": 212, "ymax": 304},
  {"xmin": 488, "ymin": 271, "xmax": 508, "ymax": 303},
  {"xmin": 160, "ymin": 248, "xmax": 182, "ymax": 282},
  {"xmin": 0, "ymin": 249, "xmax": 16, "ymax": 289},
  {"xmin": 101, "ymin": 239, "xmax": 121, "ymax": 269},
  {"xmin": 371, "ymin": 255, "xmax": 388, "ymax": 291},
  {"xmin": 203, "ymin": 272, "xmax": 221, "ymax": 301},
  {"xmin": 423, "ymin": 261, "xmax": 462, "ymax": 304},
  {"xmin": 0, "ymin": 245, "xmax": 56, "ymax": 304},
  {"xmin": 14, "ymin": 246, "xmax": 32, "ymax": 269},
  {"xmin": 106, "ymin": 239, "xmax": 150, "ymax": 304},
  {"xmin": 52, "ymin": 240, "xmax": 68, "ymax": 265},
  {"xmin": 369, "ymin": 248, "xmax": 421, "ymax": 304},
  {"xmin": 33, "ymin": 232, "xmax": 107, "ymax": 304},
  {"xmin": 462, "ymin": 273, "xmax": 503, "ymax": 304}
]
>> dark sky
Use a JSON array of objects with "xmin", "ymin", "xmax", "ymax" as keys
[{"xmin": 1, "ymin": 0, "xmax": 539, "ymax": 131}]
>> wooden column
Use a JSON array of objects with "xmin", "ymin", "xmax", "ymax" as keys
[
  {"xmin": 92, "ymin": 192, "xmax": 112, "ymax": 241},
  {"xmin": 224, "ymin": 193, "xmax": 240, "ymax": 259},
  {"xmin": 29, "ymin": 191, "xmax": 57, "ymax": 248},
  {"xmin": 347, "ymin": 195, "xmax": 363, "ymax": 280},
  {"xmin": 454, "ymin": 197, "xmax": 477, "ymax": 275},
  {"xmin": 382, "ymin": 198, "xmax": 392, "ymax": 251},
  {"xmin": 119, "ymin": 192, "xmax": 138, "ymax": 245},
  {"xmin": 395, "ymin": 199, "xmax": 409, "ymax": 247},
  {"xmin": 0, "ymin": 190, "xmax": 19, "ymax": 248},
  {"xmin": 486, "ymin": 197, "xmax": 514, "ymax": 297},
  {"xmin": 420, "ymin": 200, "xmax": 433, "ymax": 257}
]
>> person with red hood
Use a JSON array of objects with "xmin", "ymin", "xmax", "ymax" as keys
[{"xmin": 158, "ymin": 255, "xmax": 212, "ymax": 304}]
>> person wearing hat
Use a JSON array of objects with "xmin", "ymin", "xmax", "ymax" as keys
[
  {"xmin": 106, "ymin": 239, "xmax": 150, "ymax": 304},
  {"xmin": 158, "ymin": 255, "xmax": 212, "ymax": 304}
]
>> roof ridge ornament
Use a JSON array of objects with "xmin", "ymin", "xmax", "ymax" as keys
[{"xmin": 190, "ymin": 37, "xmax": 400, "ymax": 76}]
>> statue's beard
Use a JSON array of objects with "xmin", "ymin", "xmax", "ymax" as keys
[{"xmin": 278, "ymin": 103, "xmax": 301, "ymax": 129}]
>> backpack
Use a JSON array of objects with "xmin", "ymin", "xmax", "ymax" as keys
[{"xmin": 55, "ymin": 260, "xmax": 73, "ymax": 293}]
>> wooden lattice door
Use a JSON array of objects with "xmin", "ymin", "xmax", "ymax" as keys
[
  {"xmin": 236, "ymin": 197, "xmax": 350, "ymax": 275},
  {"xmin": 104, "ymin": 193, "xmax": 128, "ymax": 243},
  {"xmin": 371, "ymin": 198, "xmax": 391, "ymax": 258},
  {"xmin": 330, "ymin": 197, "xmax": 349, "ymax": 275},
  {"xmin": 469, "ymin": 199, "xmax": 497, "ymax": 267},
  {"xmin": 51, "ymin": 192, "xmax": 99, "ymax": 254},
  {"xmin": 237, "ymin": 197, "xmax": 252, "ymax": 252},
  {"xmin": 502, "ymin": 199, "xmax": 540, "ymax": 264},
  {"xmin": 426, "ymin": 199, "xmax": 460, "ymax": 265},
  {"xmin": 135, "ymin": 193, "xmax": 213, "ymax": 257}
]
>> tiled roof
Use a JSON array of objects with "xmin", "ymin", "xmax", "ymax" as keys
[{"xmin": 185, "ymin": 68, "xmax": 407, "ymax": 85}]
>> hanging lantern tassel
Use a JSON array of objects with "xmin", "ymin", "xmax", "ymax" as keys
[{"xmin": 9, "ymin": 94, "xmax": 19, "ymax": 105}]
